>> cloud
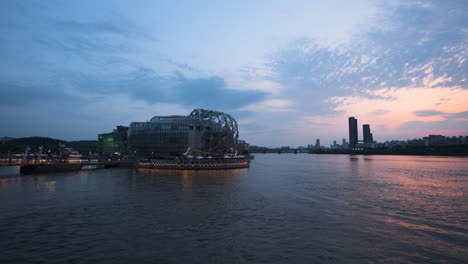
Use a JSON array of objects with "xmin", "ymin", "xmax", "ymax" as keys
[
  {"xmin": 257, "ymin": 0, "xmax": 468, "ymax": 144},
  {"xmin": 269, "ymin": 0, "xmax": 467, "ymax": 99},
  {"xmin": 1, "ymin": 0, "xmax": 467, "ymax": 145},
  {"xmin": 232, "ymin": 80, "xmax": 283, "ymax": 96},
  {"xmin": 36, "ymin": 17, "xmax": 154, "ymax": 55},
  {"xmin": 0, "ymin": 82, "xmax": 84, "ymax": 106},
  {"xmin": 0, "ymin": 1, "xmax": 270, "ymax": 140},
  {"xmin": 53, "ymin": 20, "xmax": 134, "ymax": 36},
  {"xmin": 371, "ymin": 109, "xmax": 391, "ymax": 115},
  {"xmin": 413, "ymin": 110, "xmax": 468, "ymax": 119},
  {"xmin": 448, "ymin": 111, "xmax": 468, "ymax": 120},
  {"xmin": 329, "ymin": 87, "xmax": 468, "ymax": 128},
  {"xmin": 0, "ymin": 93, "xmax": 192, "ymax": 140},
  {"xmin": 240, "ymin": 99, "xmax": 295, "ymax": 113},
  {"xmin": 0, "ymin": 1, "xmax": 156, "ymax": 79},
  {"xmin": 413, "ymin": 110, "xmax": 445, "ymax": 117},
  {"xmin": 67, "ymin": 68, "xmax": 267, "ymax": 110},
  {"xmin": 399, "ymin": 109, "xmax": 468, "ymax": 134},
  {"xmin": 327, "ymin": 86, "xmax": 468, "ymax": 140},
  {"xmin": 302, "ymin": 116, "xmax": 331, "ymax": 126},
  {"xmin": 399, "ymin": 119, "xmax": 468, "ymax": 131}
]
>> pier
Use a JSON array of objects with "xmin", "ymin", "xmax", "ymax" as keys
[
  {"xmin": 0, "ymin": 159, "xmax": 134, "ymax": 173},
  {"xmin": 0, "ymin": 158, "xmax": 251, "ymax": 173}
]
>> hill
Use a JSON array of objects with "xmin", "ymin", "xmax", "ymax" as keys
[{"xmin": 0, "ymin": 137, "xmax": 98, "ymax": 154}]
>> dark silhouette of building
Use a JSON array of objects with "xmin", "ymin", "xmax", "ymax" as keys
[
  {"xmin": 363, "ymin": 124, "xmax": 373, "ymax": 143},
  {"xmin": 342, "ymin": 138, "xmax": 349, "ymax": 149},
  {"xmin": 423, "ymin": 135, "xmax": 446, "ymax": 146},
  {"xmin": 315, "ymin": 139, "xmax": 320, "ymax": 148},
  {"xmin": 348, "ymin": 117, "xmax": 358, "ymax": 148}
]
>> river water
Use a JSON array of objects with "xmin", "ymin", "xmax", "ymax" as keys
[{"xmin": 0, "ymin": 154, "xmax": 467, "ymax": 263}]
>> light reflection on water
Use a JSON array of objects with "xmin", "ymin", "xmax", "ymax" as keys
[{"xmin": 0, "ymin": 154, "xmax": 467, "ymax": 263}]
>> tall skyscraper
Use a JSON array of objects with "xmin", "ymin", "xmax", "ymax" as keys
[
  {"xmin": 348, "ymin": 117, "xmax": 358, "ymax": 148},
  {"xmin": 315, "ymin": 139, "xmax": 320, "ymax": 148},
  {"xmin": 363, "ymin": 124, "xmax": 373, "ymax": 143}
]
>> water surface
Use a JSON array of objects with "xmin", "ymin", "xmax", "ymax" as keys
[{"xmin": 0, "ymin": 154, "xmax": 467, "ymax": 263}]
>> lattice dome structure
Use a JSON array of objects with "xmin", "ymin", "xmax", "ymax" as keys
[
  {"xmin": 128, "ymin": 109, "xmax": 239, "ymax": 158},
  {"xmin": 189, "ymin": 109, "xmax": 239, "ymax": 144}
]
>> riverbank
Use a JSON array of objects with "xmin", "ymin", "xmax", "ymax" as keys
[{"xmin": 308, "ymin": 145, "xmax": 468, "ymax": 156}]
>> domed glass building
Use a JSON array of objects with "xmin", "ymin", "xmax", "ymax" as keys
[{"xmin": 128, "ymin": 109, "xmax": 238, "ymax": 158}]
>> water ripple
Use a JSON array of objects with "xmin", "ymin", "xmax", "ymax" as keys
[{"xmin": 0, "ymin": 155, "xmax": 467, "ymax": 263}]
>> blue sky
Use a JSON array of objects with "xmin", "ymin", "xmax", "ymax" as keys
[{"xmin": 0, "ymin": 0, "xmax": 467, "ymax": 147}]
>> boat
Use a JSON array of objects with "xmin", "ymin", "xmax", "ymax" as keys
[
  {"xmin": 20, "ymin": 163, "xmax": 83, "ymax": 173},
  {"xmin": 138, "ymin": 156, "xmax": 250, "ymax": 170}
]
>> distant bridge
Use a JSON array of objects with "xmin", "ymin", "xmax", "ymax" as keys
[{"xmin": 250, "ymin": 149, "xmax": 311, "ymax": 154}]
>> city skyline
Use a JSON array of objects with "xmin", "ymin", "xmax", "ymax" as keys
[
  {"xmin": 252, "ymin": 116, "xmax": 467, "ymax": 148},
  {"xmin": 0, "ymin": 0, "xmax": 467, "ymax": 146},
  {"xmin": 251, "ymin": 133, "xmax": 468, "ymax": 150}
]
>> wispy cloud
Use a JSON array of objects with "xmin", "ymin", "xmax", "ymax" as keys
[
  {"xmin": 413, "ymin": 110, "xmax": 468, "ymax": 119},
  {"xmin": 413, "ymin": 110, "xmax": 446, "ymax": 117},
  {"xmin": 399, "ymin": 119, "xmax": 468, "ymax": 131},
  {"xmin": 371, "ymin": 109, "xmax": 392, "ymax": 115},
  {"xmin": 241, "ymin": 99, "xmax": 295, "ymax": 113}
]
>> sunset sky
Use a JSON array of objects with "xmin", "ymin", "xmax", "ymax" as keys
[{"xmin": 0, "ymin": 0, "xmax": 467, "ymax": 147}]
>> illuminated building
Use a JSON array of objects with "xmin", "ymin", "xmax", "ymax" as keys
[
  {"xmin": 128, "ymin": 109, "xmax": 239, "ymax": 158},
  {"xmin": 98, "ymin": 126, "xmax": 128, "ymax": 155}
]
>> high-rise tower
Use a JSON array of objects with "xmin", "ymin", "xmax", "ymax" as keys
[
  {"xmin": 348, "ymin": 117, "xmax": 358, "ymax": 149},
  {"xmin": 363, "ymin": 124, "xmax": 373, "ymax": 143}
]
